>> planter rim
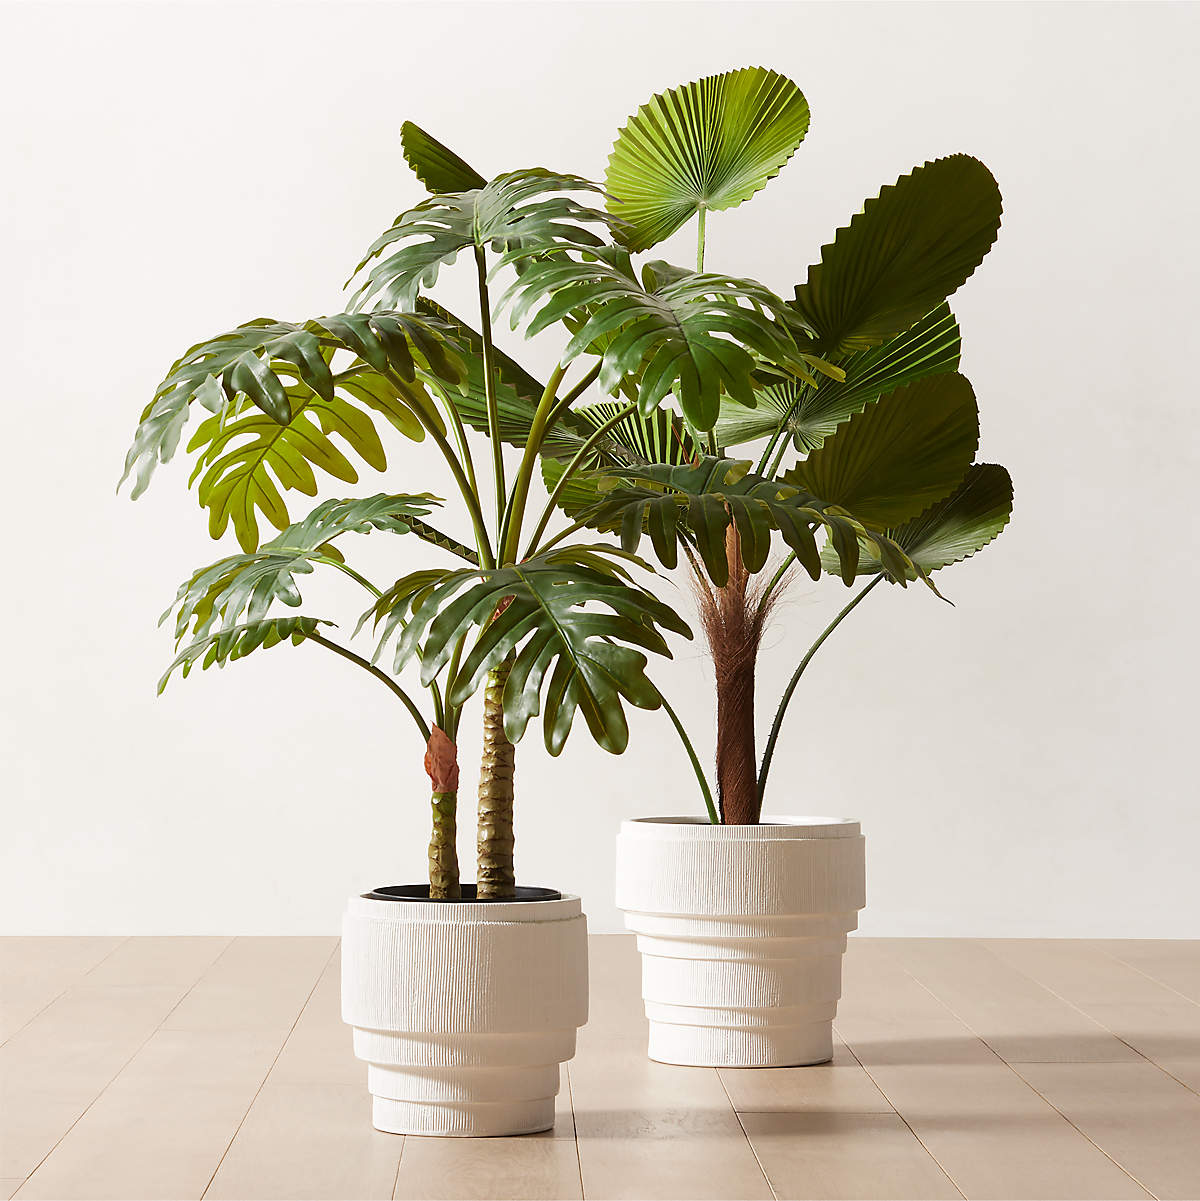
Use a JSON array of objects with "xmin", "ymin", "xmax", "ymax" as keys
[
  {"xmin": 621, "ymin": 815, "xmax": 860, "ymax": 840},
  {"xmin": 347, "ymin": 890, "xmax": 581, "ymax": 925}
]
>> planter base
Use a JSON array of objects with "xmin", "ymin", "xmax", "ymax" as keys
[
  {"xmin": 342, "ymin": 891, "xmax": 588, "ymax": 1137},
  {"xmin": 647, "ymin": 1018, "xmax": 833, "ymax": 1068},
  {"xmin": 616, "ymin": 817, "xmax": 865, "ymax": 1069}
]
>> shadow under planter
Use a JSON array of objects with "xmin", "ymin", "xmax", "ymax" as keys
[
  {"xmin": 615, "ymin": 816, "xmax": 865, "ymax": 1067},
  {"xmin": 341, "ymin": 886, "xmax": 589, "ymax": 1136}
]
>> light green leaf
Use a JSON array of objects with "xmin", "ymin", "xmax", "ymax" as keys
[
  {"xmin": 784, "ymin": 372, "xmax": 980, "ymax": 530},
  {"xmin": 791, "ymin": 155, "xmax": 1002, "ymax": 355},
  {"xmin": 123, "ymin": 312, "xmax": 463, "ymax": 551},
  {"xmin": 606, "ymin": 66, "xmax": 810, "ymax": 252}
]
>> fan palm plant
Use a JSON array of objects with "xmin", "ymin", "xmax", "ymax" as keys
[
  {"xmin": 124, "ymin": 97, "xmax": 910, "ymax": 896},
  {"xmin": 526, "ymin": 67, "xmax": 1015, "ymax": 823}
]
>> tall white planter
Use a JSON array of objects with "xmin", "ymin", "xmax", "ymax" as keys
[
  {"xmin": 342, "ymin": 889, "xmax": 588, "ymax": 1136},
  {"xmin": 615, "ymin": 817, "xmax": 865, "ymax": 1067}
]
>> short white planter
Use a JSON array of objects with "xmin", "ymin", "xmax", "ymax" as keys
[
  {"xmin": 341, "ymin": 887, "xmax": 588, "ymax": 1136},
  {"xmin": 615, "ymin": 816, "xmax": 865, "ymax": 1067}
]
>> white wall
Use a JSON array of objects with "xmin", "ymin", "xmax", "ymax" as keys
[{"xmin": 3, "ymin": 0, "xmax": 1197, "ymax": 936}]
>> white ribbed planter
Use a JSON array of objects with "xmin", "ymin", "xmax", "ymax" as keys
[
  {"xmin": 615, "ymin": 817, "xmax": 865, "ymax": 1067},
  {"xmin": 341, "ymin": 889, "xmax": 588, "ymax": 1136}
]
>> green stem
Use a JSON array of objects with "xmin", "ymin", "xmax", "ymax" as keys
[
  {"xmin": 658, "ymin": 690, "xmax": 718, "ymax": 824},
  {"xmin": 428, "ymin": 790, "xmax": 461, "ymax": 899},
  {"xmin": 429, "ymin": 377, "xmax": 482, "ymax": 512},
  {"xmin": 523, "ymin": 399, "xmax": 640, "ymax": 558},
  {"xmin": 500, "ymin": 362, "xmax": 568, "ymax": 564},
  {"xmin": 384, "ymin": 369, "xmax": 494, "ymax": 568},
  {"xmin": 308, "ymin": 631, "xmax": 431, "ymax": 742},
  {"xmin": 475, "ymin": 245, "xmax": 506, "ymax": 539},
  {"xmin": 531, "ymin": 515, "xmax": 591, "ymax": 557},
  {"xmin": 696, "ymin": 204, "xmax": 707, "ymax": 272},
  {"xmin": 756, "ymin": 575, "xmax": 883, "ymax": 806},
  {"xmin": 760, "ymin": 551, "xmax": 797, "ymax": 604}
]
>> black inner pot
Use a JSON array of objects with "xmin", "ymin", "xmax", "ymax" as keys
[{"xmin": 363, "ymin": 884, "xmax": 562, "ymax": 903}]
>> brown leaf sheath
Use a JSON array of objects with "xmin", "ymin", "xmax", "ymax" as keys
[{"xmin": 476, "ymin": 659, "xmax": 516, "ymax": 897}]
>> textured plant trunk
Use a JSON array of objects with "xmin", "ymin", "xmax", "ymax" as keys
[
  {"xmin": 714, "ymin": 629, "xmax": 759, "ymax": 825},
  {"xmin": 424, "ymin": 727, "xmax": 461, "ymax": 899},
  {"xmin": 693, "ymin": 525, "xmax": 776, "ymax": 825},
  {"xmin": 476, "ymin": 659, "xmax": 516, "ymax": 898}
]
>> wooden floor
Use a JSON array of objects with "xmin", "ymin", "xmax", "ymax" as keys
[{"xmin": 2, "ymin": 937, "xmax": 1199, "ymax": 1200}]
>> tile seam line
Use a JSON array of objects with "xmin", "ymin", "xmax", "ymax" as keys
[
  {"xmin": 833, "ymin": 1021, "xmax": 967, "ymax": 1201},
  {"xmin": 200, "ymin": 938, "xmax": 340, "ymax": 1201},
  {"xmin": 1097, "ymin": 945, "xmax": 1200, "ymax": 1011},
  {"xmin": 715, "ymin": 1067, "xmax": 778, "ymax": 1201},
  {"xmin": 564, "ymin": 1060, "xmax": 584, "ymax": 1201},
  {"xmin": 14, "ymin": 935, "xmax": 234, "ymax": 1196},
  {"xmin": 973, "ymin": 942, "xmax": 1200, "ymax": 1104},
  {"xmin": 896, "ymin": 947, "xmax": 1158, "ymax": 1199},
  {"xmin": 0, "ymin": 936, "xmax": 131, "ymax": 1050}
]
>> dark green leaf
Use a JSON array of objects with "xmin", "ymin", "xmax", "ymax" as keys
[
  {"xmin": 365, "ymin": 546, "xmax": 691, "ymax": 755},
  {"xmin": 785, "ymin": 372, "xmax": 980, "ymax": 530},
  {"xmin": 791, "ymin": 155, "xmax": 1002, "ymax": 354},
  {"xmin": 158, "ymin": 616, "xmax": 331, "ymax": 694},
  {"xmin": 715, "ymin": 304, "xmax": 961, "ymax": 450},
  {"xmin": 400, "ymin": 121, "xmax": 486, "ymax": 193}
]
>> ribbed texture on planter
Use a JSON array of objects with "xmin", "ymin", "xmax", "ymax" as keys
[
  {"xmin": 342, "ymin": 893, "xmax": 588, "ymax": 1136},
  {"xmin": 615, "ymin": 817, "xmax": 865, "ymax": 1067}
]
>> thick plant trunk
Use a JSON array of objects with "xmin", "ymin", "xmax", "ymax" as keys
[
  {"xmin": 714, "ymin": 636, "xmax": 759, "ymax": 825},
  {"xmin": 476, "ymin": 659, "xmax": 516, "ymax": 898},
  {"xmin": 424, "ymin": 727, "xmax": 461, "ymax": 899},
  {"xmin": 693, "ymin": 525, "xmax": 773, "ymax": 825},
  {"xmin": 428, "ymin": 791, "xmax": 460, "ymax": 899}
]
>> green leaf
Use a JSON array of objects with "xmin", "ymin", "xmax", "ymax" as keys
[
  {"xmin": 400, "ymin": 121, "xmax": 486, "ymax": 193},
  {"xmin": 821, "ymin": 464, "xmax": 1014, "ymax": 580},
  {"xmin": 166, "ymin": 493, "xmax": 445, "ymax": 643},
  {"xmin": 365, "ymin": 546, "xmax": 691, "ymax": 755},
  {"xmin": 606, "ymin": 66, "xmax": 810, "ymax": 252},
  {"xmin": 347, "ymin": 169, "xmax": 613, "ymax": 311},
  {"xmin": 574, "ymin": 456, "xmax": 916, "ymax": 588},
  {"xmin": 540, "ymin": 400, "xmax": 700, "ymax": 519},
  {"xmin": 123, "ymin": 312, "xmax": 463, "ymax": 551},
  {"xmin": 499, "ymin": 248, "xmax": 820, "ymax": 430},
  {"xmin": 791, "ymin": 155, "xmax": 1002, "ymax": 355},
  {"xmin": 715, "ymin": 303, "xmax": 961, "ymax": 450},
  {"xmin": 158, "ymin": 616, "xmax": 331, "ymax": 694},
  {"xmin": 784, "ymin": 372, "xmax": 980, "ymax": 530}
]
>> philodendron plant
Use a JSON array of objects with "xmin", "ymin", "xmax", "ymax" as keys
[{"xmin": 527, "ymin": 67, "xmax": 1015, "ymax": 824}]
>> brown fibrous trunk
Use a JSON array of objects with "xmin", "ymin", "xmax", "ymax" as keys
[{"xmin": 691, "ymin": 525, "xmax": 786, "ymax": 825}]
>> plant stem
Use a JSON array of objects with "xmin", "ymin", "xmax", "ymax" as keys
[
  {"xmin": 696, "ymin": 205, "xmax": 707, "ymax": 272},
  {"xmin": 307, "ymin": 631, "xmax": 431, "ymax": 742},
  {"xmin": 523, "ymin": 399, "xmax": 640, "ymax": 557},
  {"xmin": 657, "ymin": 690, "xmax": 718, "ymax": 824},
  {"xmin": 475, "ymin": 245, "xmax": 506, "ymax": 539},
  {"xmin": 428, "ymin": 790, "xmax": 461, "ymax": 899},
  {"xmin": 500, "ymin": 362, "xmax": 567, "ymax": 564},
  {"xmin": 384, "ymin": 369, "xmax": 494, "ymax": 568},
  {"xmin": 756, "ymin": 574, "xmax": 883, "ymax": 806},
  {"xmin": 476, "ymin": 659, "xmax": 516, "ymax": 898}
]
